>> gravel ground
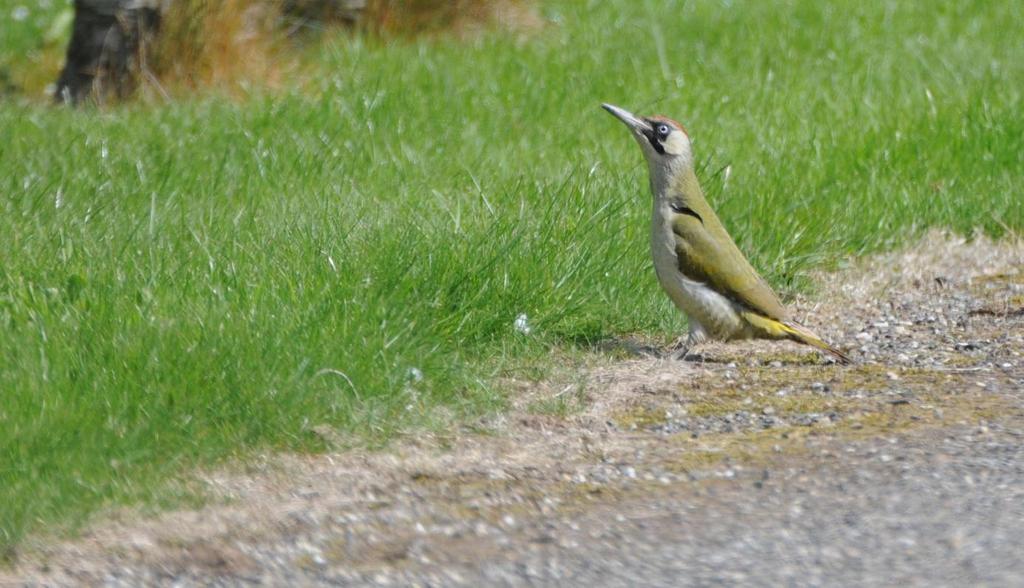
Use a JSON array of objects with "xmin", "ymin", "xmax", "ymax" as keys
[{"xmin": 4, "ymin": 232, "xmax": 1023, "ymax": 587}]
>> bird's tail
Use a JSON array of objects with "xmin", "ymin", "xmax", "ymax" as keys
[{"xmin": 742, "ymin": 313, "xmax": 852, "ymax": 364}]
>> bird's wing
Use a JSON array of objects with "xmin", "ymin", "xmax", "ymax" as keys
[{"xmin": 671, "ymin": 211, "xmax": 790, "ymax": 321}]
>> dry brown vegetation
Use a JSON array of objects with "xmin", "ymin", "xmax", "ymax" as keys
[
  {"xmin": 145, "ymin": 0, "xmax": 537, "ymax": 98},
  {"xmin": 363, "ymin": 0, "xmax": 540, "ymax": 35},
  {"xmin": 148, "ymin": 0, "xmax": 293, "ymax": 96}
]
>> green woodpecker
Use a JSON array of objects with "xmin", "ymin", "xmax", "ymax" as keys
[{"xmin": 602, "ymin": 103, "xmax": 850, "ymax": 363}]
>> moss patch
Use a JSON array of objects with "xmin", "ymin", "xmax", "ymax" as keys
[
  {"xmin": 664, "ymin": 387, "xmax": 1019, "ymax": 474},
  {"xmin": 612, "ymin": 405, "xmax": 669, "ymax": 430}
]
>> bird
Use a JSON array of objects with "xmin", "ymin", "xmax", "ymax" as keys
[{"xmin": 601, "ymin": 103, "xmax": 850, "ymax": 364}]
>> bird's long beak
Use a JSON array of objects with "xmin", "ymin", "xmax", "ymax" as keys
[{"xmin": 601, "ymin": 103, "xmax": 652, "ymax": 135}]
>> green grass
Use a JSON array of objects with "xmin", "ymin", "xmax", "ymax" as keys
[{"xmin": 1, "ymin": 0, "xmax": 1022, "ymax": 555}]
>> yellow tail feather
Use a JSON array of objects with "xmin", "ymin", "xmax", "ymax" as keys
[{"xmin": 742, "ymin": 313, "xmax": 852, "ymax": 364}]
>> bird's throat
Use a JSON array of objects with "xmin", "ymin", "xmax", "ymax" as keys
[{"xmin": 649, "ymin": 164, "xmax": 702, "ymax": 207}]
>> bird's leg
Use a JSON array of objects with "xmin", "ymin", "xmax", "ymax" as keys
[{"xmin": 673, "ymin": 321, "xmax": 708, "ymax": 361}]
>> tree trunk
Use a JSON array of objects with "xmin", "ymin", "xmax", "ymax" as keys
[{"xmin": 54, "ymin": 0, "xmax": 161, "ymax": 105}]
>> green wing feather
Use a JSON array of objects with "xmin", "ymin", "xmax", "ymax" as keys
[
  {"xmin": 668, "ymin": 171, "xmax": 789, "ymax": 321},
  {"xmin": 661, "ymin": 170, "xmax": 850, "ymax": 362}
]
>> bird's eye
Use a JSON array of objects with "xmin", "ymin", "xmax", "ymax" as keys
[{"xmin": 656, "ymin": 124, "xmax": 671, "ymax": 139}]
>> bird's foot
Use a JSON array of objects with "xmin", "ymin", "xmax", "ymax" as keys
[
  {"xmin": 670, "ymin": 331, "xmax": 708, "ymax": 362},
  {"xmin": 668, "ymin": 337, "xmax": 691, "ymax": 361},
  {"xmin": 667, "ymin": 333, "xmax": 708, "ymax": 362},
  {"xmin": 672, "ymin": 346, "xmax": 690, "ymax": 361},
  {"xmin": 673, "ymin": 349, "xmax": 709, "ymax": 362},
  {"xmin": 671, "ymin": 344, "xmax": 709, "ymax": 362}
]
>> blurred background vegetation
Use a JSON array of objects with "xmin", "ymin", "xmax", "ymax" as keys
[{"xmin": 0, "ymin": 0, "xmax": 539, "ymax": 101}]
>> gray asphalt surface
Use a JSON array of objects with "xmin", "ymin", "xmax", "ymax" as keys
[
  {"xmin": 76, "ymin": 415, "xmax": 1023, "ymax": 587},
  {"xmin": 463, "ymin": 424, "xmax": 1024, "ymax": 587}
]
